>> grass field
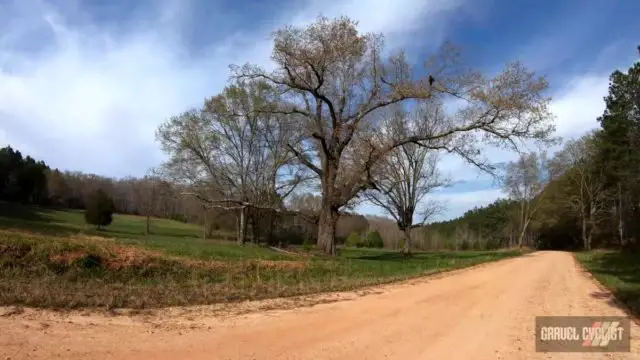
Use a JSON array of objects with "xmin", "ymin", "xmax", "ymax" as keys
[
  {"xmin": 575, "ymin": 250, "xmax": 640, "ymax": 316},
  {"xmin": 0, "ymin": 202, "xmax": 285, "ymax": 260},
  {"xmin": 0, "ymin": 203, "xmax": 526, "ymax": 309}
]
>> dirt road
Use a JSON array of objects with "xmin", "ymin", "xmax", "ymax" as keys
[{"xmin": 1, "ymin": 251, "xmax": 638, "ymax": 359}]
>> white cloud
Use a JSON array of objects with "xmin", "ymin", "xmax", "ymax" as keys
[
  {"xmin": 430, "ymin": 187, "xmax": 505, "ymax": 221},
  {"xmin": 550, "ymin": 74, "xmax": 609, "ymax": 139},
  {"xmin": 295, "ymin": 0, "xmax": 465, "ymax": 49},
  {"xmin": 0, "ymin": 0, "xmax": 467, "ymax": 177}
]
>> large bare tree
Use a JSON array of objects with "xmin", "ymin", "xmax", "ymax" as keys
[
  {"xmin": 232, "ymin": 16, "xmax": 554, "ymax": 254},
  {"xmin": 364, "ymin": 104, "xmax": 447, "ymax": 254},
  {"xmin": 156, "ymin": 80, "xmax": 305, "ymax": 244},
  {"xmin": 503, "ymin": 151, "xmax": 549, "ymax": 247}
]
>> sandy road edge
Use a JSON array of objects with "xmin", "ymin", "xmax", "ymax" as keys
[
  {"xmin": 0, "ymin": 251, "xmax": 533, "ymax": 327},
  {"xmin": 570, "ymin": 252, "xmax": 640, "ymax": 326}
]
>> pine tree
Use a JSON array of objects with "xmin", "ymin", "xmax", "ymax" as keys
[{"xmin": 596, "ymin": 56, "xmax": 640, "ymax": 245}]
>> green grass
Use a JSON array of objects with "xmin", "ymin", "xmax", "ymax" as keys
[
  {"xmin": 0, "ymin": 202, "xmax": 527, "ymax": 309},
  {"xmin": 575, "ymin": 250, "xmax": 640, "ymax": 316},
  {"xmin": 0, "ymin": 202, "xmax": 287, "ymax": 261}
]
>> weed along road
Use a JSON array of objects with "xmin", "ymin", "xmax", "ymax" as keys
[{"xmin": 2, "ymin": 251, "xmax": 639, "ymax": 359}]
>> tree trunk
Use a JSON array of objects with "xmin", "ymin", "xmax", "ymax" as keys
[
  {"xmin": 517, "ymin": 210, "xmax": 532, "ymax": 249},
  {"xmin": 509, "ymin": 228, "xmax": 514, "ymax": 248},
  {"xmin": 582, "ymin": 217, "xmax": 589, "ymax": 250},
  {"xmin": 237, "ymin": 207, "xmax": 247, "ymax": 245},
  {"xmin": 402, "ymin": 228, "xmax": 412, "ymax": 255},
  {"xmin": 517, "ymin": 226, "xmax": 526, "ymax": 249},
  {"xmin": 317, "ymin": 205, "xmax": 339, "ymax": 255},
  {"xmin": 617, "ymin": 183, "xmax": 625, "ymax": 246},
  {"xmin": 202, "ymin": 210, "xmax": 207, "ymax": 241},
  {"xmin": 317, "ymin": 160, "xmax": 340, "ymax": 255}
]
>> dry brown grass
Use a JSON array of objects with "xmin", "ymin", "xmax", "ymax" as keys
[{"xmin": 0, "ymin": 229, "xmax": 523, "ymax": 309}]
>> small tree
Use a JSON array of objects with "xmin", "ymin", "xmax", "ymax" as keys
[
  {"xmin": 345, "ymin": 231, "xmax": 362, "ymax": 247},
  {"xmin": 503, "ymin": 152, "xmax": 549, "ymax": 248},
  {"xmin": 365, "ymin": 103, "xmax": 447, "ymax": 255},
  {"xmin": 365, "ymin": 230, "xmax": 384, "ymax": 248},
  {"xmin": 84, "ymin": 189, "xmax": 116, "ymax": 230}
]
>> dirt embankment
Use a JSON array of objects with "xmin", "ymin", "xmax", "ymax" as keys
[{"xmin": 2, "ymin": 251, "xmax": 639, "ymax": 359}]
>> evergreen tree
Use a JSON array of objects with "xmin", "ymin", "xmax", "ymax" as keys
[
  {"xmin": 84, "ymin": 190, "xmax": 116, "ymax": 230},
  {"xmin": 596, "ymin": 57, "xmax": 640, "ymax": 244}
]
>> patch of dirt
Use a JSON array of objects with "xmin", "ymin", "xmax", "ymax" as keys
[
  {"xmin": 105, "ymin": 246, "xmax": 163, "ymax": 270},
  {"xmin": 254, "ymin": 259, "xmax": 309, "ymax": 270},
  {"xmin": 0, "ymin": 306, "xmax": 24, "ymax": 317},
  {"xmin": 49, "ymin": 251, "xmax": 87, "ymax": 265},
  {"xmin": 43, "ymin": 238, "xmax": 310, "ymax": 272},
  {"xmin": 177, "ymin": 258, "xmax": 309, "ymax": 271},
  {"xmin": 70, "ymin": 234, "xmax": 117, "ymax": 243}
]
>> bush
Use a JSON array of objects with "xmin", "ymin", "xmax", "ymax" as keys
[
  {"xmin": 365, "ymin": 230, "xmax": 384, "ymax": 248},
  {"xmin": 345, "ymin": 231, "xmax": 362, "ymax": 247},
  {"xmin": 84, "ymin": 190, "xmax": 115, "ymax": 229}
]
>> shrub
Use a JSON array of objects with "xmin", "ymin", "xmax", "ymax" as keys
[
  {"xmin": 84, "ymin": 190, "xmax": 115, "ymax": 229},
  {"xmin": 365, "ymin": 230, "xmax": 384, "ymax": 248},
  {"xmin": 345, "ymin": 231, "xmax": 362, "ymax": 247}
]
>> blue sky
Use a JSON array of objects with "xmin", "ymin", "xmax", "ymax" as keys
[{"xmin": 0, "ymin": 0, "xmax": 638, "ymax": 221}]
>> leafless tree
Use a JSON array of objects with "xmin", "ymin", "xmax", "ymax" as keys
[
  {"xmin": 364, "ymin": 104, "xmax": 448, "ymax": 254},
  {"xmin": 232, "ymin": 16, "xmax": 554, "ymax": 254},
  {"xmin": 503, "ymin": 152, "xmax": 549, "ymax": 247},
  {"xmin": 551, "ymin": 133, "xmax": 610, "ymax": 250},
  {"xmin": 45, "ymin": 169, "xmax": 72, "ymax": 207},
  {"xmin": 156, "ymin": 80, "xmax": 306, "ymax": 244}
]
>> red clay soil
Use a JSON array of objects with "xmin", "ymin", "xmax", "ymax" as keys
[{"xmin": 1, "ymin": 251, "xmax": 639, "ymax": 359}]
